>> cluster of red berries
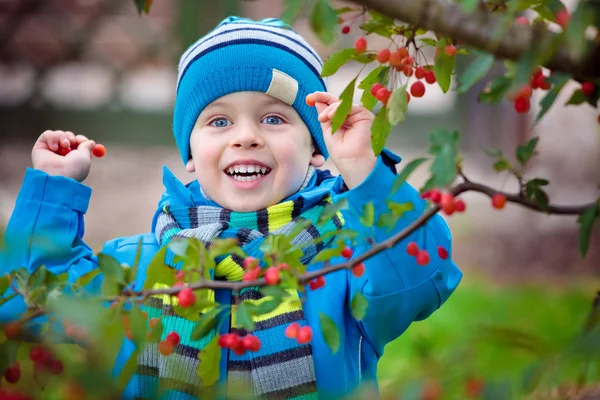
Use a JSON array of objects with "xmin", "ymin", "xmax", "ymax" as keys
[
  {"xmin": 218, "ymin": 333, "xmax": 261, "ymax": 355},
  {"xmin": 242, "ymin": 257, "xmax": 290, "ymax": 285},
  {"xmin": 158, "ymin": 331, "xmax": 181, "ymax": 356},
  {"xmin": 3, "ymin": 345, "xmax": 65, "ymax": 382},
  {"xmin": 285, "ymin": 323, "xmax": 313, "ymax": 344},
  {"xmin": 339, "ymin": 247, "xmax": 365, "ymax": 277},
  {"xmin": 509, "ymin": 67, "xmax": 552, "ymax": 113},
  {"xmin": 55, "ymin": 143, "xmax": 106, "ymax": 158},
  {"xmin": 421, "ymin": 190, "xmax": 466, "ymax": 216}
]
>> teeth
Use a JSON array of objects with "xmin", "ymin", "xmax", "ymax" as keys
[
  {"xmin": 260, "ymin": 167, "xmax": 267, "ymax": 174},
  {"xmin": 247, "ymin": 165, "xmax": 255, "ymax": 173},
  {"xmin": 228, "ymin": 167, "xmax": 234, "ymax": 174},
  {"xmin": 232, "ymin": 174, "xmax": 262, "ymax": 182}
]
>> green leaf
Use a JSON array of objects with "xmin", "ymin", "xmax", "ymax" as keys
[
  {"xmin": 457, "ymin": 52, "xmax": 495, "ymax": 93},
  {"xmin": 260, "ymin": 285, "xmax": 290, "ymax": 300},
  {"xmin": 433, "ymin": 42, "xmax": 456, "ymax": 93},
  {"xmin": 129, "ymin": 304, "xmax": 148, "ymax": 349},
  {"xmin": 134, "ymin": 0, "xmax": 145, "ymax": 15},
  {"xmin": 168, "ymin": 239, "xmax": 189, "ymax": 258},
  {"xmin": 321, "ymin": 48, "xmax": 356, "ymax": 77},
  {"xmin": 98, "ymin": 253, "xmax": 125, "ymax": 284},
  {"xmin": 360, "ymin": 203, "xmax": 375, "ymax": 227},
  {"xmin": 392, "ymin": 157, "xmax": 428, "ymax": 193},
  {"xmin": 47, "ymin": 295, "xmax": 108, "ymax": 342},
  {"xmin": 131, "ymin": 237, "xmax": 143, "ymax": 284},
  {"xmin": 191, "ymin": 308, "xmax": 220, "ymax": 341},
  {"xmin": 566, "ymin": 89, "xmax": 588, "ymax": 105},
  {"xmin": 359, "ymin": 20, "xmax": 393, "ymax": 38},
  {"xmin": 318, "ymin": 198, "xmax": 347, "ymax": 225},
  {"xmin": 74, "ymin": 269, "xmax": 101, "ymax": 289},
  {"xmin": 281, "ymin": 0, "xmax": 304, "ymax": 25},
  {"xmin": 360, "ymin": 87, "xmax": 378, "ymax": 112},
  {"xmin": 0, "ymin": 275, "xmax": 9, "ymax": 296},
  {"xmin": 371, "ymin": 107, "xmax": 392, "ymax": 156},
  {"xmin": 209, "ymin": 238, "xmax": 244, "ymax": 260},
  {"xmin": 197, "ymin": 335, "xmax": 221, "ymax": 387},
  {"xmin": 429, "ymin": 130, "xmax": 460, "ymax": 187},
  {"xmin": 387, "ymin": 85, "xmax": 408, "ymax": 125},
  {"xmin": 565, "ymin": 2, "xmax": 591, "ymax": 61},
  {"xmin": 351, "ymin": 292, "xmax": 368, "ymax": 321},
  {"xmin": 516, "ymin": 137, "xmax": 539, "ymax": 166},
  {"xmin": 143, "ymin": 246, "xmax": 174, "ymax": 289},
  {"xmin": 310, "ymin": 0, "xmax": 338, "ymax": 45},
  {"xmin": 148, "ymin": 317, "xmax": 164, "ymax": 343},
  {"xmin": 458, "ymin": 0, "xmax": 478, "ymax": 13},
  {"xmin": 0, "ymin": 340, "xmax": 19, "ymax": 373},
  {"xmin": 577, "ymin": 205, "xmax": 600, "ymax": 258},
  {"xmin": 0, "ymin": 292, "xmax": 17, "ymax": 306},
  {"xmin": 249, "ymin": 297, "xmax": 282, "ymax": 316},
  {"xmin": 483, "ymin": 147, "xmax": 503, "ymax": 158},
  {"xmin": 117, "ymin": 349, "xmax": 139, "ymax": 393},
  {"xmin": 313, "ymin": 247, "xmax": 343, "ymax": 262},
  {"xmin": 335, "ymin": 6, "xmax": 355, "ymax": 15},
  {"xmin": 353, "ymin": 53, "xmax": 377, "ymax": 64},
  {"xmin": 419, "ymin": 38, "xmax": 437, "ymax": 46},
  {"xmin": 331, "ymin": 78, "xmax": 357, "ymax": 134},
  {"xmin": 479, "ymin": 76, "xmax": 513, "ymax": 104},
  {"xmin": 525, "ymin": 179, "xmax": 550, "ymax": 210},
  {"xmin": 387, "ymin": 200, "xmax": 414, "ymax": 217},
  {"xmin": 235, "ymin": 301, "xmax": 255, "ymax": 332},
  {"xmin": 494, "ymin": 158, "xmax": 512, "ymax": 173},
  {"xmin": 535, "ymin": 73, "xmax": 570, "ymax": 122},
  {"xmin": 358, "ymin": 66, "xmax": 387, "ymax": 89},
  {"xmin": 319, "ymin": 312, "xmax": 340, "ymax": 353}
]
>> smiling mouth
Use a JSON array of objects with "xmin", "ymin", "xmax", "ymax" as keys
[{"xmin": 224, "ymin": 164, "xmax": 272, "ymax": 182}]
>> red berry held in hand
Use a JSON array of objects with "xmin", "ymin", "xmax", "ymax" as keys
[
  {"xmin": 92, "ymin": 144, "xmax": 106, "ymax": 158},
  {"xmin": 264, "ymin": 267, "xmax": 280, "ymax": 285},
  {"xmin": 296, "ymin": 326, "xmax": 313, "ymax": 344},
  {"xmin": 581, "ymin": 81, "xmax": 595, "ymax": 97},
  {"xmin": 352, "ymin": 262, "xmax": 365, "ymax": 277},
  {"xmin": 437, "ymin": 246, "xmax": 448, "ymax": 260},
  {"xmin": 406, "ymin": 242, "xmax": 419, "ymax": 256},
  {"xmin": 410, "ymin": 81, "xmax": 426, "ymax": 98},
  {"xmin": 58, "ymin": 147, "xmax": 71, "ymax": 156},
  {"xmin": 242, "ymin": 335, "xmax": 261, "ymax": 352},
  {"xmin": 166, "ymin": 331, "xmax": 180, "ymax": 346},
  {"xmin": 177, "ymin": 287, "xmax": 196, "ymax": 307},
  {"xmin": 376, "ymin": 48, "xmax": 390, "ymax": 63},
  {"xmin": 305, "ymin": 94, "xmax": 316, "ymax": 107},
  {"xmin": 416, "ymin": 250, "xmax": 430, "ymax": 266},
  {"xmin": 285, "ymin": 323, "xmax": 300, "ymax": 339},
  {"xmin": 492, "ymin": 193, "xmax": 507, "ymax": 210},
  {"xmin": 354, "ymin": 37, "xmax": 367, "ymax": 53},
  {"xmin": 341, "ymin": 247, "xmax": 353, "ymax": 259},
  {"xmin": 341, "ymin": 25, "xmax": 350, "ymax": 34}
]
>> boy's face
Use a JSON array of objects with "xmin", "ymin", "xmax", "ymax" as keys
[{"xmin": 187, "ymin": 92, "xmax": 325, "ymax": 212}]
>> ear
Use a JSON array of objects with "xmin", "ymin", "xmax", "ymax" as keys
[
  {"xmin": 310, "ymin": 150, "xmax": 326, "ymax": 168},
  {"xmin": 185, "ymin": 159, "xmax": 195, "ymax": 173}
]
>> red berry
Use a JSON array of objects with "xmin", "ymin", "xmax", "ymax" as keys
[
  {"xmin": 403, "ymin": 56, "xmax": 414, "ymax": 66},
  {"xmin": 92, "ymin": 144, "xmax": 106, "ymax": 158},
  {"xmin": 406, "ymin": 242, "xmax": 419, "ymax": 256},
  {"xmin": 47, "ymin": 359, "xmax": 64, "ymax": 375},
  {"xmin": 243, "ymin": 268, "xmax": 260, "ymax": 281},
  {"xmin": 175, "ymin": 270, "xmax": 185, "ymax": 281},
  {"xmin": 424, "ymin": 70, "xmax": 436, "ymax": 84},
  {"xmin": 352, "ymin": 263, "xmax": 365, "ymax": 277},
  {"xmin": 406, "ymin": 91, "xmax": 411, "ymax": 104},
  {"xmin": 532, "ymin": 67, "xmax": 543, "ymax": 78},
  {"xmin": 243, "ymin": 257, "xmax": 258, "ymax": 270},
  {"xmin": 341, "ymin": 247, "xmax": 353, "ymax": 259},
  {"xmin": 30, "ymin": 346, "xmax": 48, "ymax": 362},
  {"xmin": 410, "ymin": 81, "xmax": 426, "ymax": 98},
  {"xmin": 296, "ymin": 326, "xmax": 313, "ymax": 344},
  {"xmin": 403, "ymin": 64, "xmax": 414, "ymax": 77},
  {"xmin": 416, "ymin": 250, "xmax": 430, "ymax": 266},
  {"xmin": 376, "ymin": 48, "xmax": 390, "ymax": 63},
  {"xmin": 233, "ymin": 339, "xmax": 246, "ymax": 355},
  {"xmin": 514, "ymin": 97, "xmax": 530, "ymax": 113},
  {"xmin": 492, "ymin": 193, "xmax": 507, "ymax": 210},
  {"xmin": 421, "ymin": 191, "xmax": 432, "ymax": 199},
  {"xmin": 581, "ymin": 81, "xmax": 595, "ymax": 97},
  {"xmin": 309, "ymin": 275, "xmax": 325, "ymax": 290},
  {"xmin": 166, "ymin": 331, "xmax": 180, "ymax": 346},
  {"xmin": 465, "ymin": 377, "xmax": 485, "ymax": 398},
  {"xmin": 285, "ymin": 323, "xmax": 300, "ymax": 339},
  {"xmin": 149, "ymin": 318, "xmax": 160, "ymax": 329},
  {"xmin": 159, "ymin": 340, "xmax": 174, "ymax": 356},
  {"xmin": 515, "ymin": 84, "xmax": 532, "ymax": 99},
  {"xmin": 536, "ymin": 75, "xmax": 551, "ymax": 90},
  {"xmin": 306, "ymin": 94, "xmax": 316, "ymax": 107},
  {"xmin": 454, "ymin": 199, "xmax": 466, "ymax": 212},
  {"xmin": 4, "ymin": 322, "xmax": 21, "ymax": 339},
  {"xmin": 277, "ymin": 262, "xmax": 289, "ymax": 270},
  {"xmin": 218, "ymin": 333, "xmax": 239, "ymax": 349},
  {"xmin": 515, "ymin": 16, "xmax": 529, "ymax": 25},
  {"xmin": 440, "ymin": 192, "xmax": 454, "ymax": 210},
  {"xmin": 430, "ymin": 189, "xmax": 442, "ymax": 203},
  {"xmin": 375, "ymin": 87, "xmax": 391, "ymax": 106},
  {"xmin": 555, "ymin": 8, "xmax": 569, "ymax": 28},
  {"xmin": 421, "ymin": 380, "xmax": 443, "ymax": 400},
  {"xmin": 415, "ymin": 66, "xmax": 426, "ymax": 79},
  {"xmin": 354, "ymin": 37, "xmax": 367, "ymax": 53},
  {"xmin": 58, "ymin": 147, "xmax": 71, "ymax": 156},
  {"xmin": 177, "ymin": 287, "xmax": 196, "ymax": 307},
  {"xmin": 4, "ymin": 366, "xmax": 20, "ymax": 384},
  {"xmin": 370, "ymin": 83, "xmax": 383, "ymax": 97},
  {"xmin": 444, "ymin": 44, "xmax": 457, "ymax": 57},
  {"xmin": 389, "ymin": 50, "xmax": 403, "ymax": 66},
  {"xmin": 242, "ymin": 335, "xmax": 261, "ymax": 352},
  {"xmin": 264, "ymin": 267, "xmax": 280, "ymax": 285},
  {"xmin": 341, "ymin": 25, "xmax": 350, "ymax": 34},
  {"xmin": 437, "ymin": 246, "xmax": 448, "ymax": 260}
]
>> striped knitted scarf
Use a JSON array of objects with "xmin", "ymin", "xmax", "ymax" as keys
[{"xmin": 136, "ymin": 193, "xmax": 343, "ymax": 399}]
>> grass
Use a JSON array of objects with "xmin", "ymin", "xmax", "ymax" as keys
[{"xmin": 376, "ymin": 273, "xmax": 600, "ymax": 399}]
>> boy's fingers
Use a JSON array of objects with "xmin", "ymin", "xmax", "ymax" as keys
[
  {"xmin": 311, "ymin": 91, "xmax": 339, "ymax": 106},
  {"xmin": 41, "ymin": 130, "xmax": 59, "ymax": 151},
  {"xmin": 76, "ymin": 140, "xmax": 97, "ymax": 157},
  {"xmin": 318, "ymin": 103, "xmax": 338, "ymax": 122}
]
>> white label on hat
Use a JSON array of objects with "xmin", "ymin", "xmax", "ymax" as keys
[{"xmin": 265, "ymin": 69, "xmax": 298, "ymax": 106}]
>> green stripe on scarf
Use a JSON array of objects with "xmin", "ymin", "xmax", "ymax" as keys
[{"xmin": 135, "ymin": 193, "xmax": 343, "ymax": 399}]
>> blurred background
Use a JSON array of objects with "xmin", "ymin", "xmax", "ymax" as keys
[{"xmin": 0, "ymin": 0, "xmax": 599, "ymax": 396}]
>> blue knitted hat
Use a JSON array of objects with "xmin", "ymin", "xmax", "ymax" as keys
[{"xmin": 173, "ymin": 16, "xmax": 329, "ymax": 164}]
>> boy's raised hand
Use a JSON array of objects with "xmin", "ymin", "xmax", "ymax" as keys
[
  {"xmin": 32, "ymin": 130, "xmax": 101, "ymax": 183},
  {"xmin": 311, "ymin": 92, "xmax": 378, "ymax": 189}
]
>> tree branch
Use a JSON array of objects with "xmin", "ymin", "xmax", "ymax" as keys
[{"xmin": 348, "ymin": 0, "xmax": 600, "ymax": 79}]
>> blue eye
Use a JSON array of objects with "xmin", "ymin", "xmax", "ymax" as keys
[
  {"xmin": 211, "ymin": 118, "xmax": 231, "ymax": 128},
  {"xmin": 262, "ymin": 115, "xmax": 283, "ymax": 125}
]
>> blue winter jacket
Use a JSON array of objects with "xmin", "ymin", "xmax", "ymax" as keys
[{"xmin": 0, "ymin": 148, "xmax": 462, "ymax": 399}]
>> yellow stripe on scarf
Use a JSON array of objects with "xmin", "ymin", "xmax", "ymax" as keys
[
  {"xmin": 231, "ymin": 289, "xmax": 302, "ymax": 328},
  {"xmin": 268, "ymin": 199, "xmax": 294, "ymax": 232}
]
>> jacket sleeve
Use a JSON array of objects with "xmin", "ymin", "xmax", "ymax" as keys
[
  {"xmin": 335, "ymin": 149, "xmax": 463, "ymax": 356},
  {"xmin": 0, "ymin": 168, "xmax": 101, "ymax": 323}
]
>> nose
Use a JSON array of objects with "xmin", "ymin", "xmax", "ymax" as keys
[{"xmin": 229, "ymin": 122, "xmax": 265, "ymax": 149}]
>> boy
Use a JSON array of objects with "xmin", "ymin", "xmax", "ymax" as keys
[{"xmin": 0, "ymin": 16, "xmax": 462, "ymax": 399}]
